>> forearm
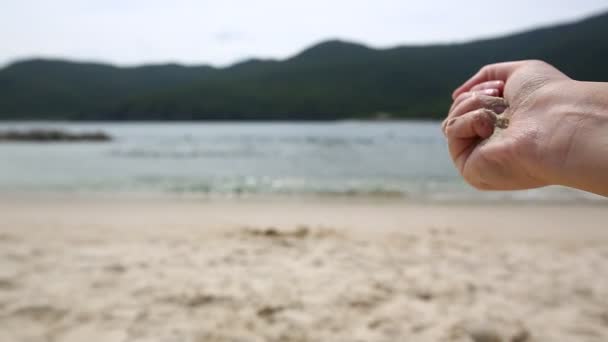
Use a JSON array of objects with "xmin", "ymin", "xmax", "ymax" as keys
[{"xmin": 557, "ymin": 81, "xmax": 608, "ymax": 196}]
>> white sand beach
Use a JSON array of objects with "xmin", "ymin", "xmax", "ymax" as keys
[{"xmin": 1, "ymin": 195, "xmax": 608, "ymax": 341}]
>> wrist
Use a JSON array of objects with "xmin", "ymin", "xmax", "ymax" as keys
[{"xmin": 553, "ymin": 81, "xmax": 608, "ymax": 195}]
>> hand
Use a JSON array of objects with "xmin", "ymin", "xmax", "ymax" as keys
[{"xmin": 443, "ymin": 60, "xmax": 608, "ymax": 194}]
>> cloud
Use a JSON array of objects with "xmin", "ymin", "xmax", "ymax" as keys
[
  {"xmin": 214, "ymin": 31, "xmax": 247, "ymax": 43},
  {"xmin": 0, "ymin": 0, "xmax": 606, "ymax": 67}
]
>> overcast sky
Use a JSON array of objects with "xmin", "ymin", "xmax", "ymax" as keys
[{"xmin": 1, "ymin": 0, "xmax": 607, "ymax": 67}]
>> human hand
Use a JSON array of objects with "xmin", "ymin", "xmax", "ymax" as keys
[{"xmin": 442, "ymin": 60, "xmax": 607, "ymax": 192}]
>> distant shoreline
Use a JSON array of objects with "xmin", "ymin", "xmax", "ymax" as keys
[{"xmin": 0, "ymin": 191, "xmax": 604, "ymax": 207}]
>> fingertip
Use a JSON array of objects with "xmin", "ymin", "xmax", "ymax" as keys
[
  {"xmin": 451, "ymin": 88, "xmax": 463, "ymax": 100},
  {"xmin": 446, "ymin": 109, "xmax": 496, "ymax": 140},
  {"xmin": 449, "ymin": 91, "xmax": 472, "ymax": 112},
  {"xmin": 452, "ymin": 62, "xmax": 516, "ymax": 100},
  {"xmin": 444, "ymin": 117, "xmax": 460, "ymax": 138},
  {"xmin": 441, "ymin": 118, "xmax": 450, "ymax": 137},
  {"xmin": 445, "ymin": 117, "xmax": 457, "ymax": 129}
]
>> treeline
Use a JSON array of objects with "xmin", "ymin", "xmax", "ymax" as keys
[{"xmin": 0, "ymin": 11, "xmax": 607, "ymax": 120}]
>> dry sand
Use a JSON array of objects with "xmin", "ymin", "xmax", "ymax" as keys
[{"xmin": 1, "ymin": 195, "xmax": 608, "ymax": 341}]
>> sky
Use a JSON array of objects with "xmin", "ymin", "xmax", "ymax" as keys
[{"xmin": 1, "ymin": 0, "xmax": 607, "ymax": 68}]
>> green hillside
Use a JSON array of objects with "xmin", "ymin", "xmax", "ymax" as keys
[{"xmin": 1, "ymin": 11, "xmax": 607, "ymax": 120}]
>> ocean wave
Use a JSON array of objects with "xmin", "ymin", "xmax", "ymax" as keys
[{"xmin": 7, "ymin": 176, "xmax": 596, "ymax": 203}]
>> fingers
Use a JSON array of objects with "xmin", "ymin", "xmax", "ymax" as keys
[
  {"xmin": 449, "ymin": 88, "xmax": 499, "ymax": 113},
  {"xmin": 470, "ymin": 80, "xmax": 504, "ymax": 93},
  {"xmin": 452, "ymin": 61, "xmax": 526, "ymax": 100},
  {"xmin": 445, "ymin": 109, "xmax": 496, "ymax": 171},
  {"xmin": 446, "ymin": 108, "xmax": 496, "ymax": 140},
  {"xmin": 443, "ymin": 94, "xmax": 507, "ymax": 135}
]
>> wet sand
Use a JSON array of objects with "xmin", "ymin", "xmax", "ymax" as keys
[{"xmin": 1, "ymin": 195, "xmax": 608, "ymax": 341}]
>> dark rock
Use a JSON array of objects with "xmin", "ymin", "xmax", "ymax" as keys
[{"xmin": 0, "ymin": 129, "xmax": 112, "ymax": 142}]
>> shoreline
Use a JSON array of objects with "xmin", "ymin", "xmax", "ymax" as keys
[
  {"xmin": 2, "ymin": 192, "xmax": 607, "ymax": 241},
  {"xmin": 1, "ymin": 190, "xmax": 606, "ymax": 207}
]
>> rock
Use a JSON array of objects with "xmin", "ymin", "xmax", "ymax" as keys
[{"xmin": 0, "ymin": 129, "xmax": 111, "ymax": 142}]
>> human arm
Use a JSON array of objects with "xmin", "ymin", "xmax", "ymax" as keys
[{"xmin": 443, "ymin": 60, "xmax": 608, "ymax": 196}]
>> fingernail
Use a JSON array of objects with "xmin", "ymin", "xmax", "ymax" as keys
[
  {"xmin": 480, "ymin": 89, "xmax": 498, "ymax": 96},
  {"xmin": 493, "ymin": 105, "xmax": 507, "ymax": 114},
  {"xmin": 446, "ymin": 118, "xmax": 457, "ymax": 127}
]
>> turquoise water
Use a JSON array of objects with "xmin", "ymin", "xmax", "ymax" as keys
[{"xmin": 0, "ymin": 121, "xmax": 600, "ymax": 202}]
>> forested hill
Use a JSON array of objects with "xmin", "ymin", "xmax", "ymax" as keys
[{"xmin": 1, "ymin": 11, "xmax": 607, "ymax": 120}]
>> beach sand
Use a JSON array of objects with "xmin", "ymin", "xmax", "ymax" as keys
[{"xmin": 1, "ymin": 195, "xmax": 608, "ymax": 341}]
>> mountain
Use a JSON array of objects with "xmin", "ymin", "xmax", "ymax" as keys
[
  {"xmin": 1, "ymin": 11, "xmax": 607, "ymax": 120},
  {"xmin": 0, "ymin": 60, "xmax": 216, "ymax": 119}
]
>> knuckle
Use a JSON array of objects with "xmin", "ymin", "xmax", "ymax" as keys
[
  {"xmin": 472, "ymin": 110, "xmax": 484, "ymax": 123},
  {"xmin": 457, "ymin": 94, "xmax": 483, "ymax": 113},
  {"xmin": 486, "ymin": 96, "xmax": 506, "ymax": 107},
  {"xmin": 527, "ymin": 59, "xmax": 546, "ymax": 66},
  {"xmin": 473, "ymin": 107, "xmax": 489, "ymax": 117},
  {"xmin": 470, "ymin": 93, "xmax": 486, "ymax": 107},
  {"xmin": 472, "ymin": 109, "xmax": 491, "ymax": 127},
  {"xmin": 477, "ymin": 96, "xmax": 493, "ymax": 109}
]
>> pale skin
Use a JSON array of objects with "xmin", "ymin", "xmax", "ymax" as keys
[{"xmin": 443, "ymin": 60, "xmax": 608, "ymax": 197}]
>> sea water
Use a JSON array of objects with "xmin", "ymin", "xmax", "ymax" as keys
[{"xmin": 0, "ymin": 121, "xmax": 601, "ymax": 202}]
